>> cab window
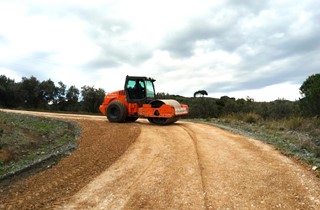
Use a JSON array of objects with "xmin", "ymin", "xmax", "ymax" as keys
[
  {"xmin": 146, "ymin": 80, "xmax": 155, "ymax": 98},
  {"xmin": 126, "ymin": 79, "xmax": 146, "ymax": 99}
]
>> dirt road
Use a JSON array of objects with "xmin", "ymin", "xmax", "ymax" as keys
[{"xmin": 1, "ymin": 111, "xmax": 320, "ymax": 209}]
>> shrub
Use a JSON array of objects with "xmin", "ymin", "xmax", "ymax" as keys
[
  {"xmin": 286, "ymin": 117, "xmax": 304, "ymax": 130},
  {"xmin": 244, "ymin": 113, "xmax": 262, "ymax": 124},
  {"xmin": 222, "ymin": 112, "xmax": 262, "ymax": 124}
]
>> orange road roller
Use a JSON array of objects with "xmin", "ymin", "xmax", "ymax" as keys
[{"xmin": 99, "ymin": 75, "xmax": 189, "ymax": 125}]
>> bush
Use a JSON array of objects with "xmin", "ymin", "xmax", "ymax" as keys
[
  {"xmin": 222, "ymin": 112, "xmax": 262, "ymax": 124},
  {"xmin": 244, "ymin": 113, "xmax": 262, "ymax": 124},
  {"xmin": 286, "ymin": 117, "xmax": 304, "ymax": 130}
]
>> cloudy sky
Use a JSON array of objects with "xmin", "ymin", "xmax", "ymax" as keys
[{"xmin": 0, "ymin": 0, "xmax": 319, "ymax": 101}]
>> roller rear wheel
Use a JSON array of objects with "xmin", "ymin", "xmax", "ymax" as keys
[{"xmin": 106, "ymin": 101, "xmax": 127, "ymax": 123}]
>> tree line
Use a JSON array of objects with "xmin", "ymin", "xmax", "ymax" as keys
[
  {"xmin": 0, "ymin": 75, "xmax": 105, "ymax": 113},
  {"xmin": 1, "ymin": 74, "xmax": 319, "ymax": 119},
  {"xmin": 158, "ymin": 73, "xmax": 320, "ymax": 120}
]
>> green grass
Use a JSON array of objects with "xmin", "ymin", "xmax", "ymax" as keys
[{"xmin": 0, "ymin": 111, "xmax": 80, "ymax": 178}]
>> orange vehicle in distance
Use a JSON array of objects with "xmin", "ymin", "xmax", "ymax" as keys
[{"xmin": 99, "ymin": 75, "xmax": 189, "ymax": 125}]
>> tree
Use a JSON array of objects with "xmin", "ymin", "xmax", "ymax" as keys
[
  {"xmin": 65, "ymin": 85, "xmax": 80, "ymax": 111},
  {"xmin": 81, "ymin": 86, "xmax": 105, "ymax": 113},
  {"xmin": 52, "ymin": 81, "xmax": 67, "ymax": 110},
  {"xmin": 299, "ymin": 74, "xmax": 320, "ymax": 116},
  {"xmin": 56, "ymin": 81, "xmax": 66, "ymax": 103},
  {"xmin": 39, "ymin": 79, "xmax": 57, "ymax": 108},
  {"xmin": 19, "ymin": 76, "xmax": 41, "ymax": 108},
  {"xmin": 0, "ymin": 75, "xmax": 19, "ymax": 108},
  {"xmin": 156, "ymin": 92, "xmax": 170, "ymax": 99},
  {"xmin": 194, "ymin": 90, "xmax": 208, "ymax": 97}
]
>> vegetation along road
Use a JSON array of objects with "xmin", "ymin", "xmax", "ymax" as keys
[{"xmin": 1, "ymin": 110, "xmax": 320, "ymax": 209}]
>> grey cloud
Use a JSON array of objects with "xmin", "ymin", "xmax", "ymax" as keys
[
  {"xmin": 84, "ymin": 47, "xmax": 151, "ymax": 70},
  {"xmin": 85, "ymin": 57, "xmax": 121, "ymax": 69},
  {"xmin": 25, "ymin": 1, "xmax": 132, "ymax": 37},
  {"xmin": 27, "ymin": 1, "xmax": 153, "ymax": 69},
  {"xmin": 1, "ymin": 51, "xmax": 56, "ymax": 80},
  {"xmin": 277, "ymin": 31, "xmax": 320, "ymax": 57},
  {"xmin": 236, "ymin": 26, "xmax": 320, "ymax": 74},
  {"xmin": 205, "ymin": 51, "xmax": 320, "ymax": 94},
  {"xmin": 85, "ymin": 40, "xmax": 152, "ymax": 70},
  {"xmin": 227, "ymin": 0, "xmax": 269, "ymax": 13},
  {"xmin": 160, "ymin": 1, "xmax": 272, "ymax": 58},
  {"xmin": 161, "ymin": 0, "xmax": 320, "ymax": 95},
  {"xmin": 161, "ymin": 11, "xmax": 240, "ymax": 57},
  {"xmin": 204, "ymin": 73, "xmax": 287, "ymax": 94},
  {"xmin": 73, "ymin": 8, "xmax": 153, "ymax": 68},
  {"xmin": 203, "ymin": 71, "xmax": 287, "ymax": 93},
  {"xmin": 161, "ymin": 0, "xmax": 320, "ymax": 60},
  {"xmin": 88, "ymin": 37, "xmax": 153, "ymax": 69},
  {"xmin": 3, "ymin": 0, "xmax": 319, "ymax": 101},
  {"xmin": 13, "ymin": 1, "xmax": 153, "ymax": 73}
]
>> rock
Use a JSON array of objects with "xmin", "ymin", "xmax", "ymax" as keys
[{"xmin": 312, "ymin": 166, "xmax": 318, "ymax": 171}]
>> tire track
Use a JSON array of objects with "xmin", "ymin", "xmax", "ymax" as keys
[
  {"xmin": 59, "ymin": 121, "xmax": 206, "ymax": 210},
  {"xmin": 181, "ymin": 122, "xmax": 320, "ymax": 209},
  {"xmin": 180, "ymin": 124, "xmax": 209, "ymax": 210}
]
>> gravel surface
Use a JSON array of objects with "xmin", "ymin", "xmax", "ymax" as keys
[
  {"xmin": 0, "ymin": 110, "xmax": 319, "ymax": 209},
  {"xmin": 0, "ymin": 111, "xmax": 140, "ymax": 210}
]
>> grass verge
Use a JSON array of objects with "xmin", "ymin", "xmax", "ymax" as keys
[{"xmin": 0, "ymin": 111, "xmax": 80, "ymax": 180}]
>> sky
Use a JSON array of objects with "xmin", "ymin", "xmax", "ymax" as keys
[{"xmin": 0, "ymin": 0, "xmax": 319, "ymax": 102}]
